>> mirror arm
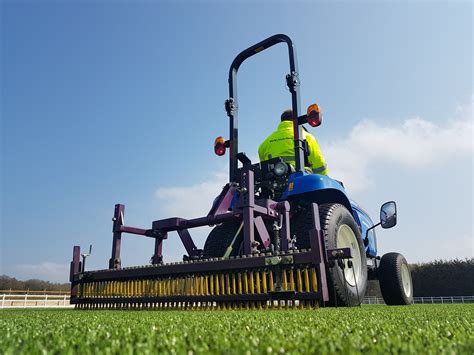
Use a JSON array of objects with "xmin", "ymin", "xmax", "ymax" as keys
[{"xmin": 364, "ymin": 222, "xmax": 381, "ymax": 246}]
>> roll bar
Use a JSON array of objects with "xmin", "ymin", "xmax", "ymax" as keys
[{"xmin": 226, "ymin": 34, "xmax": 306, "ymax": 182}]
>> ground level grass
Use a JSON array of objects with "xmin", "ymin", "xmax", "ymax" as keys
[{"xmin": 1, "ymin": 304, "xmax": 473, "ymax": 354}]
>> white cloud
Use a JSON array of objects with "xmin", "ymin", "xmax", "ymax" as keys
[
  {"xmin": 324, "ymin": 100, "xmax": 473, "ymax": 191},
  {"xmin": 155, "ymin": 170, "xmax": 228, "ymax": 218},
  {"xmin": 16, "ymin": 262, "xmax": 69, "ymax": 283}
]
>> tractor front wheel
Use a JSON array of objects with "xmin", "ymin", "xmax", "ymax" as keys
[{"xmin": 378, "ymin": 252, "xmax": 413, "ymax": 305}]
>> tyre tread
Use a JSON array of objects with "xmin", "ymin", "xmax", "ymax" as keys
[
  {"xmin": 292, "ymin": 203, "xmax": 367, "ymax": 306},
  {"xmin": 378, "ymin": 252, "xmax": 412, "ymax": 305},
  {"xmin": 202, "ymin": 222, "xmax": 241, "ymax": 258}
]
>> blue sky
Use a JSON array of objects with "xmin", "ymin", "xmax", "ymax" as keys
[{"xmin": 1, "ymin": 0, "xmax": 472, "ymax": 282}]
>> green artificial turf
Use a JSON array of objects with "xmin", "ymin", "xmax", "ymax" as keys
[{"xmin": 1, "ymin": 305, "xmax": 473, "ymax": 354}]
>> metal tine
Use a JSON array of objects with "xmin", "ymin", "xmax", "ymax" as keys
[
  {"xmin": 238, "ymin": 273, "xmax": 243, "ymax": 294},
  {"xmin": 262, "ymin": 271, "xmax": 268, "ymax": 293},
  {"xmin": 243, "ymin": 272, "xmax": 249, "ymax": 294},
  {"xmin": 249, "ymin": 272, "xmax": 254, "ymax": 294},
  {"xmin": 304, "ymin": 267, "xmax": 311, "ymax": 292},
  {"xmin": 232, "ymin": 273, "xmax": 237, "ymax": 295},
  {"xmin": 220, "ymin": 274, "xmax": 226, "ymax": 295},
  {"xmin": 297, "ymin": 268, "xmax": 303, "ymax": 293},
  {"xmin": 282, "ymin": 270, "xmax": 288, "ymax": 291},
  {"xmin": 255, "ymin": 271, "xmax": 261, "ymax": 294}
]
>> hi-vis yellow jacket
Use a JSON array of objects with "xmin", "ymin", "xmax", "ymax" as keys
[{"xmin": 258, "ymin": 121, "xmax": 328, "ymax": 175}]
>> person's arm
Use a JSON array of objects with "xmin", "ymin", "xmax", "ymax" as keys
[{"xmin": 306, "ymin": 133, "xmax": 328, "ymax": 175}]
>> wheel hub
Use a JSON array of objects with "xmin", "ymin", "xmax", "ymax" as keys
[
  {"xmin": 401, "ymin": 263, "xmax": 412, "ymax": 297},
  {"xmin": 336, "ymin": 224, "xmax": 362, "ymax": 287}
]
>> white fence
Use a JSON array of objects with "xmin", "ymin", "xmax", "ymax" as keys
[
  {"xmin": 363, "ymin": 296, "xmax": 474, "ymax": 305},
  {"xmin": 2, "ymin": 292, "xmax": 473, "ymax": 309},
  {"xmin": 0, "ymin": 292, "xmax": 73, "ymax": 309}
]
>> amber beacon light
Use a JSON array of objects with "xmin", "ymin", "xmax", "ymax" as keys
[
  {"xmin": 214, "ymin": 136, "xmax": 227, "ymax": 156},
  {"xmin": 307, "ymin": 103, "xmax": 322, "ymax": 127}
]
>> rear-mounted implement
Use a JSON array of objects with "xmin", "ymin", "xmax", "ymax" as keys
[{"xmin": 71, "ymin": 167, "xmax": 352, "ymax": 309}]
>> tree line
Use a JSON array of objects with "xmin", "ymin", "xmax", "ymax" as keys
[
  {"xmin": 0, "ymin": 275, "xmax": 69, "ymax": 292},
  {"xmin": 410, "ymin": 258, "xmax": 473, "ymax": 297}
]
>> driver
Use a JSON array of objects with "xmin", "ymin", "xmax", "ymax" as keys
[{"xmin": 258, "ymin": 109, "xmax": 328, "ymax": 175}]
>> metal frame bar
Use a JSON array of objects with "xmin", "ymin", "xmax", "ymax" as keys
[
  {"xmin": 308, "ymin": 203, "xmax": 329, "ymax": 303},
  {"xmin": 227, "ymin": 34, "xmax": 304, "ymax": 182},
  {"xmin": 109, "ymin": 204, "xmax": 124, "ymax": 269},
  {"xmin": 73, "ymin": 251, "xmax": 314, "ymax": 282},
  {"xmin": 207, "ymin": 182, "xmax": 238, "ymax": 217},
  {"xmin": 177, "ymin": 229, "xmax": 200, "ymax": 258},
  {"xmin": 69, "ymin": 246, "xmax": 81, "ymax": 298},
  {"xmin": 241, "ymin": 170, "xmax": 256, "ymax": 255},
  {"xmin": 151, "ymin": 236, "xmax": 165, "ymax": 265}
]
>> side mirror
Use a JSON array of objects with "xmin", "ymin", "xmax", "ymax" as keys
[{"xmin": 380, "ymin": 201, "xmax": 397, "ymax": 229}]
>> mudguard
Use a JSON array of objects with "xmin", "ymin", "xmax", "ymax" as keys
[
  {"xmin": 350, "ymin": 201, "xmax": 377, "ymax": 257},
  {"xmin": 281, "ymin": 172, "xmax": 377, "ymax": 257}
]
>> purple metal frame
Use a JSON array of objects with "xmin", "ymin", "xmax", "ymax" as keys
[
  {"xmin": 70, "ymin": 246, "xmax": 81, "ymax": 298},
  {"xmin": 70, "ymin": 169, "xmax": 353, "ymax": 306},
  {"xmin": 308, "ymin": 203, "xmax": 329, "ymax": 303},
  {"xmin": 70, "ymin": 165, "xmax": 355, "ymax": 306},
  {"xmin": 70, "ymin": 195, "xmax": 350, "ymax": 305},
  {"xmin": 102, "ymin": 168, "xmax": 289, "ymax": 270}
]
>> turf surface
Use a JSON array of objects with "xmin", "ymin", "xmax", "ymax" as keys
[{"xmin": 1, "ymin": 305, "xmax": 473, "ymax": 354}]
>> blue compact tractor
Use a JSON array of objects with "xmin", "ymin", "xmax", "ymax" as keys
[
  {"xmin": 205, "ymin": 34, "xmax": 413, "ymax": 307},
  {"xmin": 70, "ymin": 34, "xmax": 413, "ymax": 309}
]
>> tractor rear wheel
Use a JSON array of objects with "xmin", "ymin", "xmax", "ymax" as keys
[
  {"xmin": 291, "ymin": 203, "xmax": 368, "ymax": 306},
  {"xmin": 378, "ymin": 252, "xmax": 413, "ymax": 305},
  {"xmin": 203, "ymin": 219, "xmax": 275, "ymax": 258},
  {"xmin": 202, "ymin": 221, "xmax": 243, "ymax": 258}
]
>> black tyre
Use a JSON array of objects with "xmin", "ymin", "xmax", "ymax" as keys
[
  {"xmin": 378, "ymin": 252, "xmax": 413, "ymax": 305},
  {"xmin": 291, "ymin": 203, "xmax": 368, "ymax": 306},
  {"xmin": 203, "ymin": 219, "xmax": 275, "ymax": 258},
  {"xmin": 202, "ymin": 221, "xmax": 243, "ymax": 258}
]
